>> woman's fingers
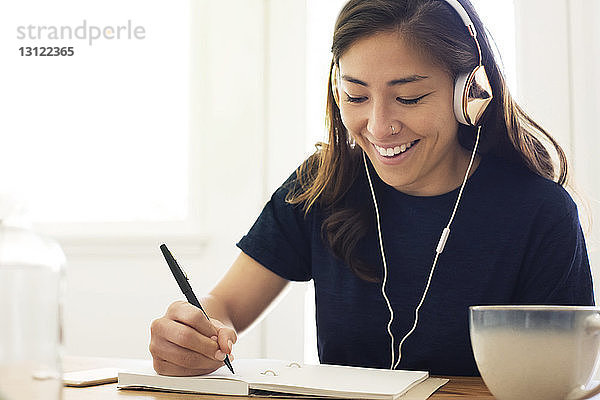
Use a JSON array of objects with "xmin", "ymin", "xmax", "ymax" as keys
[
  {"xmin": 151, "ymin": 317, "xmax": 220, "ymax": 358},
  {"xmin": 165, "ymin": 301, "xmax": 219, "ymax": 338},
  {"xmin": 212, "ymin": 320, "xmax": 237, "ymax": 356},
  {"xmin": 149, "ymin": 333, "xmax": 222, "ymax": 371},
  {"xmin": 165, "ymin": 301, "xmax": 237, "ymax": 357}
]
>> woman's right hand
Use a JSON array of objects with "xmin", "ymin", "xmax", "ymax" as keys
[{"xmin": 149, "ymin": 300, "xmax": 237, "ymax": 376}]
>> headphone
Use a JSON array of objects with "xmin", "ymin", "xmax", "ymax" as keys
[{"xmin": 330, "ymin": 0, "xmax": 493, "ymax": 369}]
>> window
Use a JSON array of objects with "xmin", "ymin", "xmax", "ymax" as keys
[{"xmin": 0, "ymin": 0, "xmax": 191, "ymax": 229}]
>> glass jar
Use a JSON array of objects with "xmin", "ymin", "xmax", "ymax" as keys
[{"xmin": 0, "ymin": 204, "xmax": 65, "ymax": 400}]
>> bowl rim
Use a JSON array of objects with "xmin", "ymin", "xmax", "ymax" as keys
[{"xmin": 469, "ymin": 305, "xmax": 600, "ymax": 311}]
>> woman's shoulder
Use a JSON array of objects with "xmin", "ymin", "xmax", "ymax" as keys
[
  {"xmin": 270, "ymin": 153, "xmax": 327, "ymax": 218},
  {"xmin": 480, "ymin": 155, "xmax": 579, "ymax": 218},
  {"xmin": 278, "ymin": 154, "xmax": 320, "ymax": 199},
  {"xmin": 281, "ymin": 150, "xmax": 365, "ymax": 209}
]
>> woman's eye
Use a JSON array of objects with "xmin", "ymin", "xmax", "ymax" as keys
[
  {"xmin": 396, "ymin": 95, "xmax": 426, "ymax": 105},
  {"xmin": 343, "ymin": 93, "xmax": 428, "ymax": 104},
  {"xmin": 344, "ymin": 94, "xmax": 367, "ymax": 103}
]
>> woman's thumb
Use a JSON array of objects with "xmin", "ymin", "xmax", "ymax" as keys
[{"xmin": 215, "ymin": 323, "xmax": 237, "ymax": 355}]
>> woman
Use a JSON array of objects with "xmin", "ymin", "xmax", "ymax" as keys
[{"xmin": 150, "ymin": 0, "xmax": 593, "ymax": 376}]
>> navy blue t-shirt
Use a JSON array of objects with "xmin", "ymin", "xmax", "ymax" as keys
[{"xmin": 237, "ymin": 155, "xmax": 594, "ymax": 376}]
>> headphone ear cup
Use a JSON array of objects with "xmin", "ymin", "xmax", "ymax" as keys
[
  {"xmin": 453, "ymin": 66, "xmax": 493, "ymax": 126},
  {"xmin": 331, "ymin": 64, "xmax": 341, "ymax": 107},
  {"xmin": 453, "ymin": 72, "xmax": 471, "ymax": 125}
]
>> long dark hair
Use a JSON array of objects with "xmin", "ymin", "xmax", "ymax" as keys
[{"xmin": 288, "ymin": 0, "xmax": 569, "ymax": 281}]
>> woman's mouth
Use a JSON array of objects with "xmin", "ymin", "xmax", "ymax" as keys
[{"xmin": 372, "ymin": 139, "xmax": 420, "ymax": 162}]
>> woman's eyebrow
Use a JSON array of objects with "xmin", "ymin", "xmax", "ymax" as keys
[{"xmin": 341, "ymin": 74, "xmax": 429, "ymax": 87}]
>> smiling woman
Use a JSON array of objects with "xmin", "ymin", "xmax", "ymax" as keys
[{"xmin": 149, "ymin": 0, "xmax": 594, "ymax": 378}]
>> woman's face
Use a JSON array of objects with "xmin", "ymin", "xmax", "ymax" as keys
[{"xmin": 337, "ymin": 31, "xmax": 474, "ymax": 196}]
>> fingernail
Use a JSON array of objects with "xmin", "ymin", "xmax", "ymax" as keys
[
  {"xmin": 229, "ymin": 352, "xmax": 235, "ymax": 361},
  {"xmin": 215, "ymin": 350, "xmax": 226, "ymax": 361},
  {"xmin": 227, "ymin": 339, "xmax": 233, "ymax": 353},
  {"xmin": 210, "ymin": 336, "xmax": 218, "ymax": 341}
]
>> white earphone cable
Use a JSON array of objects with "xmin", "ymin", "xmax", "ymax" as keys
[
  {"xmin": 363, "ymin": 126, "xmax": 481, "ymax": 370},
  {"xmin": 362, "ymin": 150, "xmax": 396, "ymax": 369},
  {"xmin": 393, "ymin": 127, "xmax": 481, "ymax": 369},
  {"xmin": 445, "ymin": 126, "xmax": 482, "ymax": 232}
]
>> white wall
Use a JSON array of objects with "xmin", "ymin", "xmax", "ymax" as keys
[
  {"xmin": 568, "ymin": 0, "xmax": 600, "ymax": 298},
  {"xmin": 514, "ymin": 0, "xmax": 600, "ymax": 301}
]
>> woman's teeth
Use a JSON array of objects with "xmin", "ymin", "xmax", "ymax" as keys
[{"xmin": 374, "ymin": 140, "xmax": 419, "ymax": 157}]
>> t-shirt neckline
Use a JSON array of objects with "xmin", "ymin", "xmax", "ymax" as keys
[{"xmin": 378, "ymin": 155, "xmax": 490, "ymax": 203}]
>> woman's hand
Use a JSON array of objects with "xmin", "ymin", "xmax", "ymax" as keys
[
  {"xmin": 150, "ymin": 252, "xmax": 289, "ymax": 376},
  {"xmin": 149, "ymin": 300, "xmax": 237, "ymax": 376}
]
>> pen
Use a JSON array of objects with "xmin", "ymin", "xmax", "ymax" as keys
[{"xmin": 159, "ymin": 243, "xmax": 235, "ymax": 374}]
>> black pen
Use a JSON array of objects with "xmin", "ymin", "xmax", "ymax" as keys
[{"xmin": 159, "ymin": 243, "xmax": 235, "ymax": 374}]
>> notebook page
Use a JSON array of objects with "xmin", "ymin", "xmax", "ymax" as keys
[
  {"xmin": 118, "ymin": 359, "xmax": 289, "ymax": 387},
  {"xmin": 210, "ymin": 359, "xmax": 294, "ymax": 379},
  {"xmin": 247, "ymin": 363, "xmax": 428, "ymax": 400}
]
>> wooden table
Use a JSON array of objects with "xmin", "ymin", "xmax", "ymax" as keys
[{"xmin": 7, "ymin": 356, "xmax": 496, "ymax": 399}]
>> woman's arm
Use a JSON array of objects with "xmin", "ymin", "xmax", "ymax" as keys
[{"xmin": 205, "ymin": 251, "xmax": 290, "ymax": 333}]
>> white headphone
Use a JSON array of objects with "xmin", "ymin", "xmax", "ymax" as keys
[
  {"xmin": 331, "ymin": 0, "xmax": 493, "ymax": 369},
  {"xmin": 445, "ymin": 0, "xmax": 493, "ymax": 126}
]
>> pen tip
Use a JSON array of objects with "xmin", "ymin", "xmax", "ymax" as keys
[{"xmin": 225, "ymin": 357, "xmax": 235, "ymax": 374}]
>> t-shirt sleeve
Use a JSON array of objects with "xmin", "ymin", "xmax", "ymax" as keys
[
  {"xmin": 512, "ymin": 188, "xmax": 594, "ymax": 305},
  {"xmin": 236, "ymin": 173, "xmax": 313, "ymax": 282}
]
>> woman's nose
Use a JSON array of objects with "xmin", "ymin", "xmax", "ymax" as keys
[{"xmin": 366, "ymin": 101, "xmax": 396, "ymax": 139}]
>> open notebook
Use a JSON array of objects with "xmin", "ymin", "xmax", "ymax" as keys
[{"xmin": 118, "ymin": 359, "xmax": 435, "ymax": 400}]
